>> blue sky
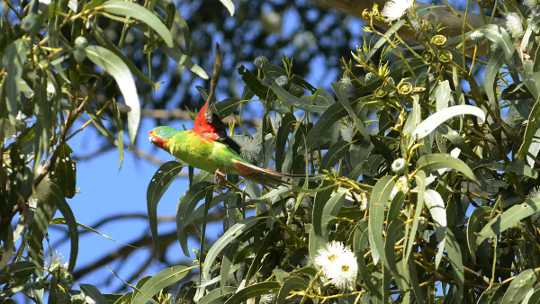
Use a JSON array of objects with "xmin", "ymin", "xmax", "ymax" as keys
[{"xmin": 49, "ymin": 118, "xmax": 190, "ymax": 291}]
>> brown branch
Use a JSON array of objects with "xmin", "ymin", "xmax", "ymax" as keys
[
  {"xmin": 73, "ymin": 210, "xmax": 225, "ymax": 280},
  {"xmin": 72, "ymin": 230, "xmax": 179, "ymax": 280},
  {"xmin": 50, "ymin": 212, "xmax": 177, "ymax": 248}
]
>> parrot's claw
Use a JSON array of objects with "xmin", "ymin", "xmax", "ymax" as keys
[{"xmin": 214, "ymin": 170, "xmax": 227, "ymax": 186}]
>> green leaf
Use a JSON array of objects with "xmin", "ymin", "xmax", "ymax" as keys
[
  {"xmin": 445, "ymin": 229, "xmax": 464, "ymax": 302},
  {"xmin": 466, "ymin": 206, "xmax": 490, "ymax": 263},
  {"xmin": 424, "ymin": 189, "xmax": 446, "ymax": 228},
  {"xmin": 476, "ymin": 197, "xmax": 540, "ymax": 246},
  {"xmin": 270, "ymin": 83, "xmax": 329, "ymax": 112},
  {"xmin": 80, "ymin": 284, "xmax": 109, "ymax": 304},
  {"xmin": 403, "ymin": 95, "xmax": 422, "ymax": 138},
  {"xmin": 188, "ymin": 62, "xmax": 209, "ymax": 79},
  {"xmin": 517, "ymin": 95, "xmax": 540, "ymax": 162},
  {"xmin": 479, "ymin": 24, "xmax": 514, "ymax": 61},
  {"xmin": 223, "ymin": 282, "xmax": 280, "ymax": 304},
  {"xmin": 201, "ymin": 217, "xmax": 265, "ymax": 285},
  {"xmin": 416, "ymin": 153, "xmax": 477, "ymax": 182},
  {"xmin": 364, "ymin": 19, "xmax": 406, "ymax": 62},
  {"xmin": 312, "ymin": 188, "xmax": 345, "ymax": 238},
  {"xmin": 384, "ymin": 218, "xmax": 407, "ymax": 291},
  {"xmin": 321, "ymin": 140, "xmax": 351, "ymax": 170},
  {"xmin": 238, "ymin": 65, "xmax": 269, "ymax": 100},
  {"xmin": 424, "ymin": 189, "xmax": 446, "ymax": 269},
  {"xmin": 131, "ymin": 265, "xmax": 195, "ymax": 304},
  {"xmin": 404, "ymin": 172, "xmax": 425, "ymax": 262},
  {"xmin": 368, "ymin": 175, "xmax": 395, "ymax": 265},
  {"xmin": 275, "ymin": 113, "xmax": 296, "ymax": 170},
  {"xmin": 146, "ymin": 161, "xmax": 183, "ymax": 253},
  {"xmin": 28, "ymin": 179, "xmax": 58, "ymax": 273},
  {"xmin": 54, "ymin": 189, "xmax": 79, "ymax": 272},
  {"xmin": 523, "ymin": 289, "xmax": 540, "ymax": 304},
  {"xmin": 501, "ymin": 269, "xmax": 537, "ymax": 304},
  {"xmin": 198, "ymin": 287, "xmax": 235, "ymax": 304},
  {"xmin": 353, "ymin": 226, "xmax": 382, "ymax": 300},
  {"xmin": 412, "ymin": 105, "xmax": 486, "ymax": 140},
  {"xmin": 477, "ymin": 285, "xmax": 505, "ymax": 304},
  {"xmin": 175, "ymin": 181, "xmax": 214, "ymax": 256},
  {"xmin": 85, "ymin": 45, "xmax": 141, "ymax": 143},
  {"xmin": 52, "ymin": 143, "xmax": 76, "ymax": 198},
  {"xmin": 101, "ymin": 0, "xmax": 173, "ymax": 47},
  {"xmin": 219, "ymin": 0, "xmax": 235, "ymax": 16},
  {"xmin": 306, "ymin": 103, "xmax": 345, "ymax": 148},
  {"xmin": 276, "ymin": 276, "xmax": 309, "ymax": 304},
  {"xmin": 434, "ymin": 80, "xmax": 452, "ymax": 111},
  {"xmin": 334, "ymin": 83, "xmax": 369, "ymax": 138},
  {"xmin": 484, "ymin": 52, "xmax": 504, "ymax": 107},
  {"xmin": 1, "ymin": 38, "xmax": 29, "ymax": 124}
]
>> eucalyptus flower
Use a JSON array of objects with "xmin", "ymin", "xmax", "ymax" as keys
[
  {"xmin": 505, "ymin": 13, "xmax": 524, "ymax": 38},
  {"xmin": 314, "ymin": 241, "xmax": 358, "ymax": 289},
  {"xmin": 381, "ymin": 0, "xmax": 414, "ymax": 22}
]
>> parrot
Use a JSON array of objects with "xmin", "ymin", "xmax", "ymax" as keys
[{"xmin": 148, "ymin": 101, "xmax": 286, "ymax": 186}]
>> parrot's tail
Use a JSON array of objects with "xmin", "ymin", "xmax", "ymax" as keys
[
  {"xmin": 232, "ymin": 160, "xmax": 289, "ymax": 186},
  {"xmin": 232, "ymin": 160, "xmax": 324, "ymax": 187}
]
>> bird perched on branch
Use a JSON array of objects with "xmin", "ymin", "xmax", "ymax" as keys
[{"xmin": 148, "ymin": 100, "xmax": 286, "ymax": 186}]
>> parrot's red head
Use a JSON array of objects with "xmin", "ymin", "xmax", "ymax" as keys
[{"xmin": 148, "ymin": 126, "xmax": 177, "ymax": 150}]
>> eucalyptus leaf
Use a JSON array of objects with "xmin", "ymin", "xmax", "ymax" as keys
[
  {"xmin": 412, "ymin": 105, "xmax": 486, "ymax": 140},
  {"xmin": 131, "ymin": 265, "xmax": 195, "ymax": 304},
  {"xmin": 101, "ymin": 0, "xmax": 173, "ymax": 47},
  {"xmin": 368, "ymin": 175, "xmax": 395, "ymax": 265},
  {"xmin": 223, "ymin": 282, "xmax": 280, "ymax": 304},
  {"xmin": 146, "ymin": 161, "xmax": 183, "ymax": 253},
  {"xmin": 85, "ymin": 45, "xmax": 141, "ymax": 143},
  {"xmin": 416, "ymin": 153, "xmax": 477, "ymax": 182},
  {"xmin": 219, "ymin": 0, "xmax": 235, "ymax": 16},
  {"xmin": 476, "ymin": 197, "xmax": 540, "ymax": 246}
]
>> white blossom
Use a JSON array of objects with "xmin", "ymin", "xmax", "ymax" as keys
[
  {"xmin": 260, "ymin": 293, "xmax": 275, "ymax": 304},
  {"xmin": 505, "ymin": 13, "xmax": 524, "ymax": 38},
  {"xmin": 381, "ymin": 0, "xmax": 414, "ymax": 22},
  {"xmin": 469, "ymin": 30, "xmax": 484, "ymax": 41},
  {"xmin": 314, "ymin": 241, "xmax": 358, "ymax": 289}
]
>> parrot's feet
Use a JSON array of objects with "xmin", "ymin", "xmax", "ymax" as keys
[{"xmin": 214, "ymin": 170, "xmax": 227, "ymax": 186}]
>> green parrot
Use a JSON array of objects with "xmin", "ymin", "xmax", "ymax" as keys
[{"xmin": 148, "ymin": 101, "xmax": 285, "ymax": 185}]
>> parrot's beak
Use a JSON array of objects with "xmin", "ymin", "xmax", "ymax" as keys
[
  {"xmin": 148, "ymin": 130, "xmax": 167, "ymax": 149},
  {"xmin": 148, "ymin": 130, "xmax": 156, "ymax": 143}
]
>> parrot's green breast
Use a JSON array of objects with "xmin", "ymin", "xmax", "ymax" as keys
[{"xmin": 167, "ymin": 130, "xmax": 243, "ymax": 174}]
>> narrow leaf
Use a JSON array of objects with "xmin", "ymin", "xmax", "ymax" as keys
[
  {"xmin": 101, "ymin": 0, "xmax": 173, "ymax": 47},
  {"xmin": 80, "ymin": 284, "xmax": 108, "ymax": 304},
  {"xmin": 501, "ymin": 269, "xmax": 537, "ymax": 304},
  {"xmin": 85, "ymin": 45, "xmax": 141, "ymax": 143},
  {"xmin": 201, "ymin": 217, "xmax": 265, "ymax": 283},
  {"xmin": 416, "ymin": 153, "xmax": 477, "ymax": 182},
  {"xmin": 368, "ymin": 175, "xmax": 395, "ymax": 265},
  {"xmin": 476, "ymin": 197, "xmax": 540, "ymax": 245},
  {"xmin": 219, "ymin": 0, "xmax": 235, "ymax": 16},
  {"xmin": 412, "ymin": 105, "xmax": 486, "ymax": 140},
  {"xmin": 146, "ymin": 161, "xmax": 183, "ymax": 253},
  {"xmin": 404, "ymin": 172, "xmax": 425, "ymax": 262},
  {"xmin": 132, "ymin": 265, "xmax": 195, "ymax": 304},
  {"xmin": 176, "ymin": 181, "xmax": 214, "ymax": 256},
  {"xmin": 223, "ymin": 282, "xmax": 280, "ymax": 304}
]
